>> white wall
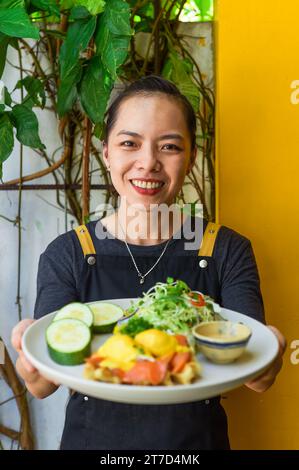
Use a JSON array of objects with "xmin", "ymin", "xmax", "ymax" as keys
[{"xmin": 0, "ymin": 22, "xmax": 213, "ymax": 450}]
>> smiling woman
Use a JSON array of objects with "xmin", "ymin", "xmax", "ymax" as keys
[
  {"xmin": 11, "ymin": 75, "xmax": 286, "ymax": 451},
  {"xmin": 100, "ymin": 75, "xmax": 197, "ymax": 244}
]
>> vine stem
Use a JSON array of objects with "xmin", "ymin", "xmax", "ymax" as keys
[
  {"xmin": 81, "ymin": 38, "xmax": 94, "ymax": 223},
  {"xmin": 82, "ymin": 117, "xmax": 92, "ymax": 223},
  {"xmin": 0, "ymin": 343, "xmax": 34, "ymax": 449},
  {"xmin": 2, "ymin": 149, "xmax": 71, "ymax": 186},
  {"xmin": 0, "ymin": 214, "xmax": 18, "ymax": 224},
  {"xmin": 16, "ymin": 43, "xmax": 23, "ymax": 323},
  {"xmin": 19, "ymin": 39, "xmax": 56, "ymax": 111},
  {"xmin": 140, "ymin": 0, "xmax": 171, "ymax": 75},
  {"xmin": 154, "ymin": 0, "xmax": 161, "ymax": 74}
]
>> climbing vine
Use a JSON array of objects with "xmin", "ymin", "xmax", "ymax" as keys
[
  {"xmin": 0, "ymin": 0, "xmax": 214, "ymax": 450},
  {"xmin": 0, "ymin": 0, "xmax": 215, "ymax": 222}
]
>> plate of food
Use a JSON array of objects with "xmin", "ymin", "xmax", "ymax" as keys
[{"xmin": 22, "ymin": 278, "xmax": 279, "ymax": 404}]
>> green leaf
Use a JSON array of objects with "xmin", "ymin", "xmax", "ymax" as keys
[
  {"xmin": 8, "ymin": 36, "xmax": 19, "ymax": 49},
  {"xmin": 0, "ymin": 33, "xmax": 9, "ymax": 79},
  {"xmin": 0, "ymin": 8, "xmax": 39, "ymax": 39},
  {"xmin": 60, "ymin": 0, "xmax": 105, "ymax": 16},
  {"xmin": 95, "ymin": 26, "xmax": 130, "ymax": 79},
  {"xmin": 134, "ymin": 20, "xmax": 151, "ymax": 33},
  {"xmin": 74, "ymin": 0, "xmax": 105, "ymax": 16},
  {"xmin": 11, "ymin": 104, "xmax": 45, "ymax": 149},
  {"xmin": 162, "ymin": 51, "xmax": 200, "ymax": 112},
  {"xmin": 0, "ymin": 1, "xmax": 25, "ymax": 8},
  {"xmin": 57, "ymin": 61, "xmax": 82, "ymax": 116},
  {"xmin": 14, "ymin": 76, "xmax": 46, "ymax": 108},
  {"xmin": 69, "ymin": 5, "xmax": 91, "ymax": 20},
  {"xmin": 179, "ymin": 82, "xmax": 200, "ymax": 112},
  {"xmin": 57, "ymin": 80, "xmax": 78, "ymax": 116},
  {"xmin": 30, "ymin": 0, "xmax": 60, "ymax": 17},
  {"xmin": 59, "ymin": 0, "xmax": 75, "ymax": 9},
  {"xmin": 0, "ymin": 113, "xmax": 14, "ymax": 165},
  {"xmin": 95, "ymin": 0, "xmax": 132, "ymax": 78},
  {"xmin": 41, "ymin": 29, "xmax": 66, "ymax": 40},
  {"xmin": 78, "ymin": 55, "xmax": 113, "ymax": 123},
  {"xmin": 102, "ymin": 0, "xmax": 131, "ymax": 36},
  {"xmin": 4, "ymin": 87, "xmax": 12, "ymax": 107},
  {"xmin": 194, "ymin": 0, "xmax": 212, "ymax": 18},
  {"xmin": 59, "ymin": 15, "xmax": 96, "ymax": 78},
  {"xmin": 135, "ymin": 1, "xmax": 154, "ymax": 19},
  {"xmin": 58, "ymin": 15, "xmax": 95, "ymax": 116},
  {"xmin": 94, "ymin": 121, "xmax": 105, "ymax": 139}
]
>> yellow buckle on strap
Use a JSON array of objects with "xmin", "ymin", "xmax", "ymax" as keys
[
  {"xmin": 75, "ymin": 225, "xmax": 96, "ymax": 256},
  {"xmin": 75, "ymin": 222, "xmax": 220, "ymax": 258},
  {"xmin": 198, "ymin": 222, "xmax": 221, "ymax": 257}
]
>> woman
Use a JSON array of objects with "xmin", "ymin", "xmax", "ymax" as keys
[{"xmin": 12, "ymin": 75, "xmax": 286, "ymax": 450}]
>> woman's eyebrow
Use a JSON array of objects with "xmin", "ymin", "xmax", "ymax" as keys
[
  {"xmin": 116, "ymin": 130, "xmax": 184, "ymax": 141},
  {"xmin": 159, "ymin": 133, "xmax": 184, "ymax": 141},
  {"xmin": 117, "ymin": 130, "xmax": 141, "ymax": 138}
]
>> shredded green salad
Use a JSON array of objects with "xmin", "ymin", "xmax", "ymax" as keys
[{"xmin": 119, "ymin": 277, "xmax": 221, "ymax": 344}]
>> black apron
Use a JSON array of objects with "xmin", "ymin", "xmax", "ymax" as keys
[{"xmin": 60, "ymin": 221, "xmax": 230, "ymax": 450}]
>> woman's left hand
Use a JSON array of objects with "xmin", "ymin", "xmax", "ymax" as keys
[{"xmin": 245, "ymin": 325, "xmax": 287, "ymax": 393}]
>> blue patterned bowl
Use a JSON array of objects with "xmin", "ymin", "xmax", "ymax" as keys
[{"xmin": 192, "ymin": 321, "xmax": 252, "ymax": 364}]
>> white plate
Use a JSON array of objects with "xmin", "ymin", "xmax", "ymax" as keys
[{"xmin": 22, "ymin": 299, "xmax": 279, "ymax": 405}]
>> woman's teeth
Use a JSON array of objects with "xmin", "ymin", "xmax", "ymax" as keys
[{"xmin": 131, "ymin": 179, "xmax": 164, "ymax": 189}]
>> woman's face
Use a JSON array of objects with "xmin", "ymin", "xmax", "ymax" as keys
[{"xmin": 103, "ymin": 94, "xmax": 197, "ymax": 209}]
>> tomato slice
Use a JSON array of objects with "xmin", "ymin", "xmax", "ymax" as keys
[{"xmin": 188, "ymin": 292, "xmax": 206, "ymax": 307}]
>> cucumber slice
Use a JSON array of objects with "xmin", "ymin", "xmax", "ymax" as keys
[
  {"xmin": 46, "ymin": 318, "xmax": 91, "ymax": 365},
  {"xmin": 88, "ymin": 302, "xmax": 124, "ymax": 334},
  {"xmin": 53, "ymin": 302, "xmax": 93, "ymax": 328}
]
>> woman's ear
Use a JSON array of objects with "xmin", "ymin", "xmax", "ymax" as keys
[
  {"xmin": 187, "ymin": 147, "xmax": 197, "ymax": 174},
  {"xmin": 102, "ymin": 141, "xmax": 110, "ymax": 170}
]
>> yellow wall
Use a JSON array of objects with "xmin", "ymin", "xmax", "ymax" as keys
[{"xmin": 215, "ymin": 0, "xmax": 299, "ymax": 449}]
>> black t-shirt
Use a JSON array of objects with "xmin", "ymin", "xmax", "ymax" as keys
[{"xmin": 34, "ymin": 216, "xmax": 265, "ymax": 323}]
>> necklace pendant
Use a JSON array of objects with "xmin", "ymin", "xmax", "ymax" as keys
[{"xmin": 139, "ymin": 276, "xmax": 145, "ymax": 284}]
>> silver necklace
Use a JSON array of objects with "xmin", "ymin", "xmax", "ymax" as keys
[{"xmin": 117, "ymin": 218, "xmax": 171, "ymax": 284}]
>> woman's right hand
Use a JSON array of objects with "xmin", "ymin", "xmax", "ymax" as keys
[{"xmin": 11, "ymin": 319, "xmax": 59, "ymax": 399}]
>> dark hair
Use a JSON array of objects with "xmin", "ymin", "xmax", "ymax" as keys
[{"xmin": 103, "ymin": 75, "xmax": 197, "ymax": 150}]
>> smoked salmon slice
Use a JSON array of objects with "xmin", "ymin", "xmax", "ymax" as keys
[
  {"xmin": 122, "ymin": 357, "xmax": 170, "ymax": 385},
  {"xmin": 170, "ymin": 352, "xmax": 191, "ymax": 373}
]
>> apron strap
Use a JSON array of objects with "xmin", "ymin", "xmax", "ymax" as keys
[
  {"xmin": 198, "ymin": 221, "xmax": 221, "ymax": 257},
  {"xmin": 74, "ymin": 221, "xmax": 221, "ymax": 257},
  {"xmin": 74, "ymin": 225, "xmax": 96, "ymax": 256}
]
